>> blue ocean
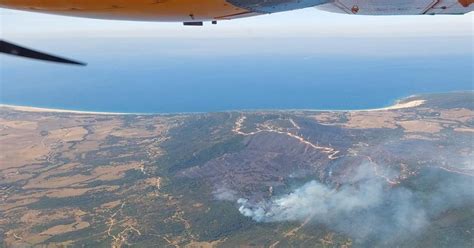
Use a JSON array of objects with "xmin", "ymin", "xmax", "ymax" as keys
[{"xmin": 1, "ymin": 37, "xmax": 472, "ymax": 113}]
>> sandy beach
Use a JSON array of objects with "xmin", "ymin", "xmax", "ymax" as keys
[
  {"xmin": 365, "ymin": 99, "xmax": 426, "ymax": 111},
  {"xmin": 0, "ymin": 99, "xmax": 426, "ymax": 115},
  {"xmin": 0, "ymin": 104, "xmax": 137, "ymax": 115}
]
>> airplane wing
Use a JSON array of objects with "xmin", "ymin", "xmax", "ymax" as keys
[
  {"xmin": 316, "ymin": 0, "xmax": 473, "ymax": 15},
  {"xmin": 0, "ymin": 0, "xmax": 472, "ymax": 22}
]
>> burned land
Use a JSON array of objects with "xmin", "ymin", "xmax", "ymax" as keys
[{"xmin": 1, "ymin": 92, "xmax": 473, "ymax": 247}]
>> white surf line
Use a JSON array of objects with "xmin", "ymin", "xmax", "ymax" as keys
[
  {"xmin": 0, "ymin": 104, "xmax": 140, "ymax": 115},
  {"xmin": 233, "ymin": 115, "xmax": 340, "ymax": 160}
]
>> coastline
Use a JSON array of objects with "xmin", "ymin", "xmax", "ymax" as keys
[
  {"xmin": 0, "ymin": 98, "xmax": 426, "ymax": 115},
  {"xmin": 0, "ymin": 104, "xmax": 142, "ymax": 115},
  {"xmin": 359, "ymin": 99, "xmax": 426, "ymax": 111}
]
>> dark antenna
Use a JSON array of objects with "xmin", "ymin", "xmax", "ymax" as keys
[{"xmin": 0, "ymin": 40, "xmax": 86, "ymax": 66}]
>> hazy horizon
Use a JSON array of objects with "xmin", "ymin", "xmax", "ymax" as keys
[{"xmin": 1, "ymin": 8, "xmax": 473, "ymax": 113}]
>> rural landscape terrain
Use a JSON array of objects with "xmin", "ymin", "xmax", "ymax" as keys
[{"xmin": 0, "ymin": 92, "xmax": 473, "ymax": 247}]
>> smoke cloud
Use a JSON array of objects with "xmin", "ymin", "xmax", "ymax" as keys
[
  {"xmin": 213, "ymin": 186, "xmax": 238, "ymax": 201},
  {"xmin": 236, "ymin": 163, "xmax": 474, "ymax": 245}
]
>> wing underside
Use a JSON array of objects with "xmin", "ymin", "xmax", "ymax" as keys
[
  {"xmin": 316, "ymin": 0, "xmax": 473, "ymax": 15},
  {"xmin": 0, "ymin": 0, "xmax": 472, "ymax": 19}
]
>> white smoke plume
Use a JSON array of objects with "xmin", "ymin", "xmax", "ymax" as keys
[
  {"xmin": 236, "ymin": 163, "xmax": 473, "ymax": 245},
  {"xmin": 213, "ymin": 186, "xmax": 238, "ymax": 201}
]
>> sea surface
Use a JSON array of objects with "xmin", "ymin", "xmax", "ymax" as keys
[{"xmin": 1, "ymin": 38, "xmax": 472, "ymax": 113}]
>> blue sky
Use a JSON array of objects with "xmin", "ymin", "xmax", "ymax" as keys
[{"xmin": 1, "ymin": 8, "xmax": 473, "ymax": 39}]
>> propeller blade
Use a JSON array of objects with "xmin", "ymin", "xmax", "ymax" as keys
[{"xmin": 0, "ymin": 40, "xmax": 86, "ymax": 66}]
